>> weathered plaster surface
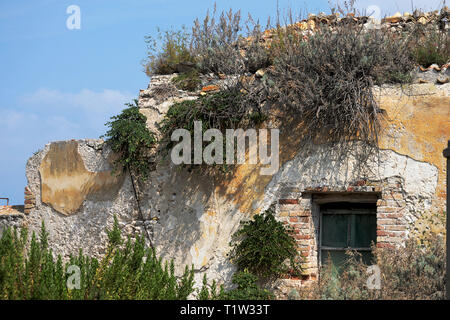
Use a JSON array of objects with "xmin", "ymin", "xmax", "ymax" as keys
[
  {"xmin": 38, "ymin": 140, "xmax": 124, "ymax": 215},
  {"xmin": 15, "ymin": 82, "xmax": 448, "ymax": 290},
  {"xmin": 377, "ymin": 84, "xmax": 450, "ymax": 210}
]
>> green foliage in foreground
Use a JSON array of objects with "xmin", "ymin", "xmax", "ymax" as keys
[
  {"xmin": 199, "ymin": 270, "xmax": 274, "ymax": 300},
  {"xmin": 0, "ymin": 217, "xmax": 195, "ymax": 300}
]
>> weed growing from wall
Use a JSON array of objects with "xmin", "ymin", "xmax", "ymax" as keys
[
  {"xmin": 102, "ymin": 100, "xmax": 156, "ymax": 182},
  {"xmin": 228, "ymin": 204, "xmax": 302, "ymax": 280},
  {"xmin": 159, "ymin": 86, "xmax": 266, "ymax": 171}
]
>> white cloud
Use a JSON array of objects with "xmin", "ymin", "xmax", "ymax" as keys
[
  {"xmin": 334, "ymin": 0, "xmax": 444, "ymax": 18},
  {"xmin": 0, "ymin": 88, "xmax": 134, "ymax": 204},
  {"xmin": 20, "ymin": 88, "xmax": 134, "ymax": 138},
  {"xmin": 337, "ymin": 0, "xmax": 445, "ymax": 17},
  {"xmin": 22, "ymin": 88, "xmax": 133, "ymax": 114}
]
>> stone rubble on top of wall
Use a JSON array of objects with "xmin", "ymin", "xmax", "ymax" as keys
[{"xmin": 257, "ymin": 7, "xmax": 450, "ymax": 36}]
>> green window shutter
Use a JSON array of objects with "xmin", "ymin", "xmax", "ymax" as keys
[
  {"xmin": 320, "ymin": 202, "xmax": 377, "ymax": 268},
  {"xmin": 351, "ymin": 214, "xmax": 377, "ymax": 248},
  {"xmin": 322, "ymin": 214, "xmax": 348, "ymax": 247}
]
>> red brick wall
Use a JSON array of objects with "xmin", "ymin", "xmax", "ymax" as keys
[
  {"xmin": 276, "ymin": 177, "xmax": 408, "ymax": 284},
  {"xmin": 24, "ymin": 186, "xmax": 36, "ymax": 214}
]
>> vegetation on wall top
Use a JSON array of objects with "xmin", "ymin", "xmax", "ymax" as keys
[
  {"xmin": 0, "ymin": 219, "xmax": 195, "ymax": 300},
  {"xmin": 142, "ymin": 3, "xmax": 449, "ymax": 161}
]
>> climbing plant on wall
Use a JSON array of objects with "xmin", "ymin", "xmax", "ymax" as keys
[{"xmin": 102, "ymin": 99, "xmax": 156, "ymax": 182}]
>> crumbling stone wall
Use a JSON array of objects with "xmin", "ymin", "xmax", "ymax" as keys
[
  {"xmin": 0, "ymin": 213, "xmax": 25, "ymax": 238},
  {"xmin": 7, "ymin": 77, "xmax": 445, "ymax": 295}
]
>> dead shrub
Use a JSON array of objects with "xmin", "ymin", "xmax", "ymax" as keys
[
  {"xmin": 191, "ymin": 5, "xmax": 246, "ymax": 75},
  {"xmin": 243, "ymin": 17, "xmax": 272, "ymax": 73},
  {"xmin": 265, "ymin": 20, "xmax": 414, "ymax": 153}
]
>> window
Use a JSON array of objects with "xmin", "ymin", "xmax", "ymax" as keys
[{"xmin": 320, "ymin": 202, "xmax": 376, "ymax": 268}]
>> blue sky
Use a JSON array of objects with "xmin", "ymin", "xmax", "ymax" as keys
[{"xmin": 0, "ymin": 0, "xmax": 444, "ymax": 204}]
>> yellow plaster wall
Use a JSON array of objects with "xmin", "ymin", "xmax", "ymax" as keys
[
  {"xmin": 39, "ymin": 141, "xmax": 124, "ymax": 215},
  {"xmin": 378, "ymin": 85, "xmax": 449, "ymax": 204},
  {"xmin": 215, "ymin": 85, "xmax": 449, "ymax": 214}
]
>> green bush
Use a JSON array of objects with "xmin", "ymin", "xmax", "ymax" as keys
[
  {"xmin": 0, "ymin": 222, "xmax": 69, "ymax": 299},
  {"xmin": 144, "ymin": 26, "xmax": 196, "ymax": 75},
  {"xmin": 228, "ymin": 205, "xmax": 301, "ymax": 280},
  {"xmin": 0, "ymin": 217, "xmax": 195, "ymax": 300},
  {"xmin": 159, "ymin": 86, "xmax": 264, "ymax": 166},
  {"xmin": 102, "ymin": 100, "xmax": 156, "ymax": 181}
]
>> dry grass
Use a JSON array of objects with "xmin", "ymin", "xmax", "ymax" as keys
[{"xmin": 300, "ymin": 212, "xmax": 446, "ymax": 300}]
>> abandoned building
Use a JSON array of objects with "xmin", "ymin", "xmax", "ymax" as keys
[{"xmin": 0, "ymin": 11, "xmax": 449, "ymax": 298}]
